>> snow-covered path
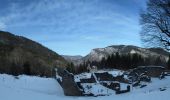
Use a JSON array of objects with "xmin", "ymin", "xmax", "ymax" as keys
[{"xmin": 0, "ymin": 74, "xmax": 170, "ymax": 100}]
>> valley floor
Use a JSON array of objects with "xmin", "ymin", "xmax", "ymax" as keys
[{"xmin": 0, "ymin": 74, "xmax": 170, "ymax": 100}]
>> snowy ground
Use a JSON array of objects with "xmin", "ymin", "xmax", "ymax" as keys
[
  {"xmin": 0, "ymin": 74, "xmax": 170, "ymax": 100},
  {"xmin": 74, "ymin": 69, "xmax": 124, "ymax": 82}
]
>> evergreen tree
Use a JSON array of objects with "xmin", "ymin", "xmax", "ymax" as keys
[
  {"xmin": 66, "ymin": 62, "xmax": 75, "ymax": 73},
  {"xmin": 154, "ymin": 57, "xmax": 162, "ymax": 66},
  {"xmin": 115, "ymin": 52, "xmax": 120, "ymax": 68},
  {"xmin": 100, "ymin": 57, "xmax": 106, "ymax": 69},
  {"xmin": 23, "ymin": 62, "xmax": 31, "ymax": 75}
]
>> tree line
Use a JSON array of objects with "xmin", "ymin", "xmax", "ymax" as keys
[
  {"xmin": 66, "ymin": 52, "xmax": 169, "ymax": 74},
  {"xmin": 87, "ymin": 52, "xmax": 166, "ymax": 70}
]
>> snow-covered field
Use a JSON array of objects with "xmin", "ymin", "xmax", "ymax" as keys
[{"xmin": 0, "ymin": 74, "xmax": 170, "ymax": 100}]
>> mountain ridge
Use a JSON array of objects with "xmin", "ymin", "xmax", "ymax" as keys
[
  {"xmin": 0, "ymin": 31, "xmax": 68, "ymax": 77},
  {"xmin": 62, "ymin": 55, "xmax": 83, "ymax": 65},
  {"xmin": 63, "ymin": 45, "xmax": 169, "ymax": 66},
  {"xmin": 83, "ymin": 45, "xmax": 169, "ymax": 62}
]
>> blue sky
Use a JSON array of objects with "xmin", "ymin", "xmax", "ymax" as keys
[{"xmin": 0, "ymin": 0, "xmax": 147, "ymax": 56}]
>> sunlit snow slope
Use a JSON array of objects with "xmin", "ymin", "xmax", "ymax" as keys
[{"xmin": 0, "ymin": 74, "xmax": 170, "ymax": 100}]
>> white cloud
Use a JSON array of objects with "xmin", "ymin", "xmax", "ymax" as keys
[
  {"xmin": 0, "ymin": 0, "xmax": 144, "ymax": 55},
  {"xmin": 0, "ymin": 21, "xmax": 6, "ymax": 30}
]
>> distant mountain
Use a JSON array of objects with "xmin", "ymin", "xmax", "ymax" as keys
[
  {"xmin": 62, "ymin": 55, "xmax": 83, "ymax": 65},
  {"xmin": 83, "ymin": 45, "xmax": 169, "ymax": 62},
  {"xmin": 0, "ymin": 31, "xmax": 68, "ymax": 77}
]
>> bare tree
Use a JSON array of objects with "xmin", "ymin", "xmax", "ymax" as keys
[{"xmin": 140, "ymin": 0, "xmax": 170, "ymax": 50}]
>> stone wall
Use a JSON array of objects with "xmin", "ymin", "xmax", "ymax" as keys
[
  {"xmin": 56, "ymin": 68, "xmax": 83, "ymax": 96},
  {"xmin": 129, "ymin": 66, "xmax": 165, "ymax": 78},
  {"xmin": 94, "ymin": 72, "xmax": 114, "ymax": 81},
  {"xmin": 80, "ymin": 75, "xmax": 96, "ymax": 83}
]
